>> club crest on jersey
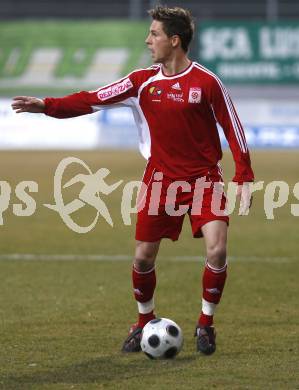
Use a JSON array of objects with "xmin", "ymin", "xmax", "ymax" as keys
[
  {"xmin": 188, "ymin": 87, "xmax": 202, "ymax": 103},
  {"xmin": 97, "ymin": 78, "xmax": 133, "ymax": 101},
  {"xmin": 149, "ymin": 86, "xmax": 163, "ymax": 96}
]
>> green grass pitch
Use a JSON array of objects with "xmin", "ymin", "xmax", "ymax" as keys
[{"xmin": 0, "ymin": 150, "xmax": 298, "ymax": 389}]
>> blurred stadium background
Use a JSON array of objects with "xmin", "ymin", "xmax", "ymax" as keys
[
  {"xmin": 1, "ymin": 0, "xmax": 299, "ymax": 148},
  {"xmin": 0, "ymin": 1, "xmax": 298, "ymax": 388}
]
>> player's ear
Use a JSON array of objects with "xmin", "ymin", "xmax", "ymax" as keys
[{"xmin": 171, "ymin": 35, "xmax": 181, "ymax": 49}]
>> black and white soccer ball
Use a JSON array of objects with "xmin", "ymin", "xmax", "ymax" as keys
[{"xmin": 141, "ymin": 318, "xmax": 183, "ymax": 359}]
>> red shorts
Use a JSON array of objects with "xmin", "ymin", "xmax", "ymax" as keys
[{"xmin": 135, "ymin": 162, "xmax": 229, "ymax": 242}]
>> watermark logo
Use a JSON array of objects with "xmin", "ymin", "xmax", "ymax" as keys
[{"xmin": 44, "ymin": 157, "xmax": 123, "ymax": 233}]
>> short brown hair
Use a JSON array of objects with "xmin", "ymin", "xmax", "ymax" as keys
[{"xmin": 148, "ymin": 5, "xmax": 194, "ymax": 52}]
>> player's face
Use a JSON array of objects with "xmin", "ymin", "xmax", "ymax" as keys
[{"xmin": 145, "ymin": 21, "xmax": 174, "ymax": 63}]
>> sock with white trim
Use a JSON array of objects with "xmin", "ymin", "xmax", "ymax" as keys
[
  {"xmin": 198, "ymin": 260, "xmax": 227, "ymax": 327},
  {"xmin": 132, "ymin": 265, "xmax": 156, "ymax": 328}
]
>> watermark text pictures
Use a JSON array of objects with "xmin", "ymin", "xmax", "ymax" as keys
[{"xmin": 0, "ymin": 157, "xmax": 298, "ymax": 233}]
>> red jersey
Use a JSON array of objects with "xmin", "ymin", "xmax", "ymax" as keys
[{"xmin": 44, "ymin": 61, "xmax": 254, "ymax": 183}]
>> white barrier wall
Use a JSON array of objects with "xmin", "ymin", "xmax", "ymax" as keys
[
  {"xmin": 1, "ymin": 98, "xmax": 299, "ymax": 149},
  {"xmin": 0, "ymin": 99, "xmax": 100, "ymax": 149},
  {"xmin": 221, "ymin": 99, "xmax": 299, "ymax": 148}
]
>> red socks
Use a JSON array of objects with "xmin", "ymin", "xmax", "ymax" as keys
[
  {"xmin": 132, "ymin": 260, "xmax": 226, "ymax": 329},
  {"xmin": 199, "ymin": 260, "xmax": 227, "ymax": 327},
  {"xmin": 132, "ymin": 265, "xmax": 156, "ymax": 328}
]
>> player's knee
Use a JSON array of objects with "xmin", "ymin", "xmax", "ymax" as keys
[
  {"xmin": 134, "ymin": 248, "xmax": 156, "ymax": 271},
  {"xmin": 134, "ymin": 241, "xmax": 159, "ymax": 271},
  {"xmin": 134, "ymin": 256, "xmax": 155, "ymax": 272},
  {"xmin": 206, "ymin": 244, "xmax": 227, "ymax": 267}
]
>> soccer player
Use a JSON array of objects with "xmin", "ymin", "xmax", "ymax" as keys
[{"xmin": 12, "ymin": 6, "xmax": 254, "ymax": 355}]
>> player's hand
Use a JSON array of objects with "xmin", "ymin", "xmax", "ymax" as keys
[
  {"xmin": 11, "ymin": 96, "xmax": 45, "ymax": 114},
  {"xmin": 236, "ymin": 182, "xmax": 253, "ymax": 216}
]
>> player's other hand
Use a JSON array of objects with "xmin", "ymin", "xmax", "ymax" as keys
[
  {"xmin": 11, "ymin": 96, "xmax": 45, "ymax": 114},
  {"xmin": 236, "ymin": 182, "xmax": 253, "ymax": 216}
]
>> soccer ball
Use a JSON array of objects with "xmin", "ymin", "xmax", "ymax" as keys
[{"xmin": 141, "ymin": 318, "xmax": 183, "ymax": 359}]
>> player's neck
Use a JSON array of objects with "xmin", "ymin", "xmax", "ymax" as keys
[{"xmin": 161, "ymin": 54, "xmax": 191, "ymax": 76}]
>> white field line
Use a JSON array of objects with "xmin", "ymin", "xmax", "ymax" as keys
[{"xmin": 0, "ymin": 254, "xmax": 296, "ymax": 263}]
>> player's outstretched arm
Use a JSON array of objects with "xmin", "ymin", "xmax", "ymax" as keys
[
  {"xmin": 11, "ymin": 96, "xmax": 45, "ymax": 114},
  {"xmin": 11, "ymin": 72, "xmax": 139, "ymax": 118}
]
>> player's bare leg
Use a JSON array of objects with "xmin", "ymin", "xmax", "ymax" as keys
[
  {"xmin": 202, "ymin": 220, "xmax": 227, "ymax": 269},
  {"xmin": 134, "ymin": 240, "xmax": 160, "ymax": 271},
  {"xmin": 122, "ymin": 240, "xmax": 161, "ymax": 352},
  {"xmin": 195, "ymin": 220, "xmax": 228, "ymax": 355}
]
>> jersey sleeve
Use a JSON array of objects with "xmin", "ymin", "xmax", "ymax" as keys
[
  {"xmin": 209, "ymin": 77, "xmax": 254, "ymax": 184},
  {"xmin": 43, "ymin": 71, "xmax": 141, "ymax": 119}
]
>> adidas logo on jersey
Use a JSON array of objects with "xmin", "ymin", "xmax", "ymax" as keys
[{"xmin": 171, "ymin": 82, "xmax": 181, "ymax": 90}]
